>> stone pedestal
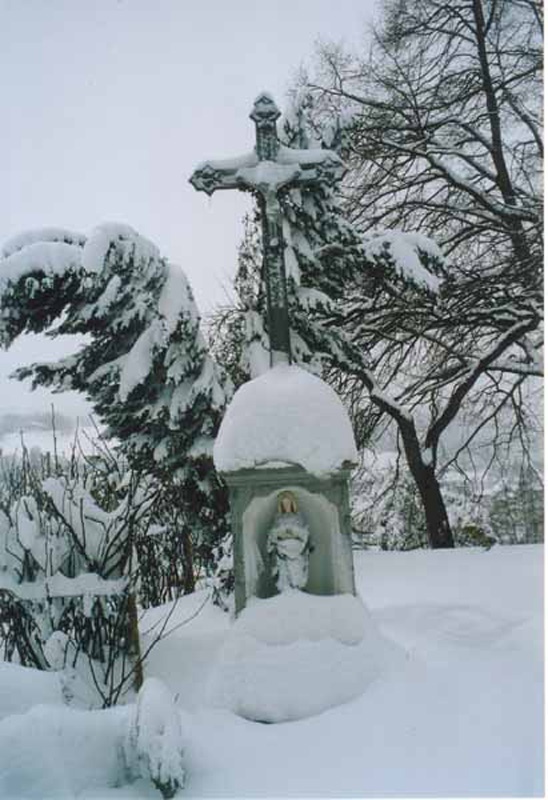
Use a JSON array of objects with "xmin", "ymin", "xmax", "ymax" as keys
[{"xmin": 223, "ymin": 465, "xmax": 356, "ymax": 614}]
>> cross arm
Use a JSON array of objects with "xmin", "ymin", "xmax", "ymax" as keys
[
  {"xmin": 190, "ymin": 146, "xmax": 346, "ymax": 197},
  {"xmin": 277, "ymin": 146, "xmax": 346, "ymax": 187},
  {"xmin": 189, "ymin": 151, "xmax": 258, "ymax": 196}
]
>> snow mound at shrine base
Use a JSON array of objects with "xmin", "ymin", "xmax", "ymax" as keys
[
  {"xmin": 214, "ymin": 364, "xmax": 358, "ymax": 475},
  {"xmin": 208, "ymin": 592, "xmax": 403, "ymax": 723}
]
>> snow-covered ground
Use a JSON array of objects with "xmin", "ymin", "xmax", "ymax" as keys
[{"xmin": 0, "ymin": 545, "xmax": 543, "ymax": 798}]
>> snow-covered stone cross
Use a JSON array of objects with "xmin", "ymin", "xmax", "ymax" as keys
[{"xmin": 190, "ymin": 92, "xmax": 345, "ymax": 366}]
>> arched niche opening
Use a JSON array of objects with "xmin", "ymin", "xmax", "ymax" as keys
[{"xmin": 241, "ymin": 485, "xmax": 352, "ymax": 602}]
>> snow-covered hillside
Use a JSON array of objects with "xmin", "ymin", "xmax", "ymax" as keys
[
  {"xmin": 0, "ymin": 414, "xmax": 97, "ymax": 458},
  {"xmin": 0, "ymin": 545, "xmax": 543, "ymax": 798}
]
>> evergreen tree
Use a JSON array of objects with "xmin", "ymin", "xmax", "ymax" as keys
[
  {"xmin": 0, "ymin": 224, "xmax": 231, "ymax": 566},
  {"xmin": 278, "ymin": 94, "xmax": 365, "ymax": 375},
  {"xmin": 207, "ymin": 214, "xmax": 266, "ymax": 387}
]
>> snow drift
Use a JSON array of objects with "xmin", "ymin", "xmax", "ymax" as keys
[{"xmin": 208, "ymin": 591, "xmax": 403, "ymax": 723}]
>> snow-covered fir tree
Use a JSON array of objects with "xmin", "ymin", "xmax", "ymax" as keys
[
  {"xmin": 488, "ymin": 463, "xmax": 544, "ymax": 545},
  {"xmin": 0, "ymin": 224, "xmax": 231, "ymax": 565}
]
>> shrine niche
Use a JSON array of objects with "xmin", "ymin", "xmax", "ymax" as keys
[{"xmin": 227, "ymin": 469, "xmax": 356, "ymax": 614}]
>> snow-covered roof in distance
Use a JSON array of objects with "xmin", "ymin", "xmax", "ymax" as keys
[{"xmin": 214, "ymin": 364, "xmax": 358, "ymax": 476}]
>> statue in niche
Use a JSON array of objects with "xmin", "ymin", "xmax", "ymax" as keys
[{"xmin": 266, "ymin": 491, "xmax": 312, "ymax": 593}]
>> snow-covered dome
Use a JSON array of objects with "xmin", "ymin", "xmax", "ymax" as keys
[{"xmin": 214, "ymin": 365, "xmax": 358, "ymax": 476}]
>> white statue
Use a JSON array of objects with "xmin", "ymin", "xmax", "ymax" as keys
[{"xmin": 266, "ymin": 491, "xmax": 311, "ymax": 593}]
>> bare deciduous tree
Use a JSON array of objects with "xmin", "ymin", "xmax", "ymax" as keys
[{"xmin": 295, "ymin": 0, "xmax": 543, "ymax": 547}]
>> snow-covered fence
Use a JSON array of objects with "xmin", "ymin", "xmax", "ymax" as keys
[{"xmin": 0, "ymin": 446, "xmax": 156, "ymax": 706}]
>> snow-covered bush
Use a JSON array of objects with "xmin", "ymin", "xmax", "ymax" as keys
[
  {"xmin": 124, "ymin": 677, "xmax": 186, "ymax": 798},
  {"xmin": 0, "ymin": 442, "xmax": 156, "ymax": 706},
  {"xmin": 351, "ymin": 460, "xmax": 428, "ymax": 551}
]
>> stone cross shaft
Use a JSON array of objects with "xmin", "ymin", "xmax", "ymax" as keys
[{"xmin": 190, "ymin": 92, "xmax": 344, "ymax": 367}]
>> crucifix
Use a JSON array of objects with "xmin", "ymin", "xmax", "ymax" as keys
[{"xmin": 189, "ymin": 92, "xmax": 344, "ymax": 367}]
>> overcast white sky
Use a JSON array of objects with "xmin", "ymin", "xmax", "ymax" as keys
[{"xmin": 0, "ymin": 0, "xmax": 377, "ymax": 417}]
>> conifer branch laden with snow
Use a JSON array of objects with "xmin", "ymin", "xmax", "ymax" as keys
[{"xmin": 0, "ymin": 223, "xmax": 232, "ymax": 562}]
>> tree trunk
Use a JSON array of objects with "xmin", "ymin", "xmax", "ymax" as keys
[
  {"xmin": 414, "ymin": 465, "xmax": 455, "ymax": 549},
  {"xmin": 359, "ymin": 368, "xmax": 456, "ymax": 550},
  {"xmin": 127, "ymin": 593, "xmax": 144, "ymax": 692},
  {"xmin": 471, "ymin": 0, "xmax": 532, "ymax": 274},
  {"xmin": 398, "ymin": 416, "xmax": 455, "ymax": 549},
  {"xmin": 182, "ymin": 529, "xmax": 195, "ymax": 595}
]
